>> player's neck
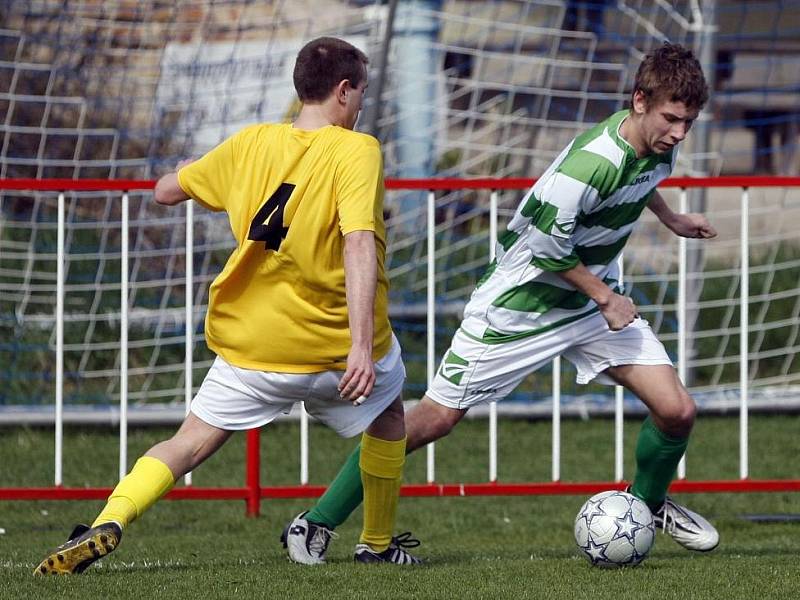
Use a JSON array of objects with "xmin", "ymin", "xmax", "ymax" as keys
[
  {"xmin": 294, "ymin": 102, "xmax": 348, "ymax": 130},
  {"xmin": 619, "ymin": 113, "xmax": 648, "ymax": 159}
]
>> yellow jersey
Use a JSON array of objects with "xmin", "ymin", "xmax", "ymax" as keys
[{"xmin": 177, "ymin": 123, "xmax": 392, "ymax": 373}]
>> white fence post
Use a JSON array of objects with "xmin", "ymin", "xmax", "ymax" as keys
[
  {"xmin": 677, "ymin": 189, "xmax": 688, "ymax": 480},
  {"xmin": 426, "ymin": 190, "xmax": 436, "ymax": 483},
  {"xmin": 55, "ymin": 192, "xmax": 65, "ymax": 486},
  {"xmin": 184, "ymin": 200, "xmax": 194, "ymax": 486},
  {"xmin": 614, "ymin": 255, "xmax": 624, "ymax": 482},
  {"xmin": 489, "ymin": 191, "xmax": 498, "ymax": 482},
  {"xmin": 119, "ymin": 192, "xmax": 129, "ymax": 480},
  {"xmin": 552, "ymin": 356, "xmax": 561, "ymax": 482},
  {"xmin": 740, "ymin": 188, "xmax": 750, "ymax": 480}
]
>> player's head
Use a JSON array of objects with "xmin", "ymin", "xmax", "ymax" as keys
[
  {"xmin": 293, "ymin": 37, "xmax": 369, "ymax": 129},
  {"xmin": 628, "ymin": 42, "xmax": 709, "ymax": 155}
]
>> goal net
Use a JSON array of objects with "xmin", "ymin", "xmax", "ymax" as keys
[{"xmin": 2, "ymin": 1, "xmax": 800, "ymax": 418}]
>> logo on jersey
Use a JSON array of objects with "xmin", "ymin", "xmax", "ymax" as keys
[
  {"xmin": 554, "ymin": 219, "xmax": 575, "ymax": 236},
  {"xmin": 439, "ymin": 350, "xmax": 469, "ymax": 385},
  {"xmin": 633, "ymin": 174, "xmax": 650, "ymax": 185}
]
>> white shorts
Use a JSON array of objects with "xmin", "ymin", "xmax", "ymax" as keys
[
  {"xmin": 427, "ymin": 313, "xmax": 671, "ymax": 410},
  {"xmin": 191, "ymin": 335, "xmax": 405, "ymax": 438}
]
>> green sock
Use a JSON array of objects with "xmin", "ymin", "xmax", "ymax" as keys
[
  {"xmin": 630, "ymin": 417, "xmax": 689, "ymax": 511},
  {"xmin": 306, "ymin": 443, "xmax": 364, "ymax": 529}
]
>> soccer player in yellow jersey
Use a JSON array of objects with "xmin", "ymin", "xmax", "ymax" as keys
[{"xmin": 34, "ymin": 37, "xmax": 419, "ymax": 575}]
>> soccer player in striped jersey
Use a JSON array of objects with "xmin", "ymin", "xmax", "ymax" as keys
[
  {"xmin": 34, "ymin": 37, "xmax": 419, "ymax": 575},
  {"xmin": 283, "ymin": 42, "xmax": 719, "ymax": 563}
]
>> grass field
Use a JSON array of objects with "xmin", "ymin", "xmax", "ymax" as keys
[{"xmin": 2, "ymin": 415, "xmax": 800, "ymax": 599}]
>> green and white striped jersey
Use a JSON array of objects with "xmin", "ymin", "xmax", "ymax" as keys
[{"xmin": 462, "ymin": 110, "xmax": 676, "ymax": 343}]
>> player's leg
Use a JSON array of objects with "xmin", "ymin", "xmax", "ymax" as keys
[
  {"xmin": 353, "ymin": 394, "xmax": 422, "ymax": 564},
  {"xmin": 604, "ymin": 363, "xmax": 718, "ymax": 551},
  {"xmin": 34, "ymin": 413, "xmax": 232, "ymax": 575},
  {"xmin": 405, "ymin": 395, "xmax": 468, "ymax": 452},
  {"xmin": 604, "ymin": 363, "xmax": 695, "ymax": 507},
  {"xmin": 34, "ymin": 355, "xmax": 279, "ymax": 575},
  {"xmin": 95, "ymin": 413, "xmax": 233, "ymax": 528},
  {"xmin": 282, "ymin": 336, "xmax": 418, "ymax": 564},
  {"xmin": 286, "ymin": 326, "xmax": 562, "ymax": 563},
  {"xmin": 358, "ymin": 394, "xmax": 406, "ymax": 553},
  {"xmin": 566, "ymin": 317, "xmax": 718, "ymax": 551},
  {"xmin": 307, "ymin": 395, "xmax": 464, "ymax": 522},
  {"xmin": 288, "ymin": 395, "xmax": 464, "ymax": 562}
]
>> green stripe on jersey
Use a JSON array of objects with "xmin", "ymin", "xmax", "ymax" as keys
[
  {"xmin": 531, "ymin": 202, "xmax": 559, "ymax": 235},
  {"xmin": 531, "ymin": 254, "xmax": 580, "ymax": 272},
  {"xmin": 521, "ymin": 193, "xmax": 567, "ymax": 236},
  {"xmin": 578, "ymin": 192, "xmax": 653, "ymax": 230},
  {"xmin": 575, "ymin": 234, "xmax": 629, "ymax": 265},
  {"xmin": 469, "ymin": 307, "xmax": 601, "ymax": 344},
  {"xmin": 498, "ymin": 229, "xmax": 520, "ymax": 252},
  {"xmin": 557, "ymin": 151, "xmax": 621, "ymax": 199},
  {"xmin": 616, "ymin": 156, "xmax": 664, "ymax": 188},
  {"xmin": 492, "ymin": 276, "xmax": 621, "ymax": 313},
  {"xmin": 520, "ymin": 192, "xmax": 541, "ymax": 218},
  {"xmin": 492, "ymin": 280, "xmax": 592, "ymax": 313}
]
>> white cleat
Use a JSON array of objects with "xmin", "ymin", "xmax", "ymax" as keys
[
  {"xmin": 280, "ymin": 512, "xmax": 337, "ymax": 565},
  {"xmin": 653, "ymin": 497, "xmax": 719, "ymax": 552}
]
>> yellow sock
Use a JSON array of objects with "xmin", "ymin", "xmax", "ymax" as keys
[
  {"xmin": 92, "ymin": 456, "xmax": 175, "ymax": 529},
  {"xmin": 359, "ymin": 432, "xmax": 406, "ymax": 552}
]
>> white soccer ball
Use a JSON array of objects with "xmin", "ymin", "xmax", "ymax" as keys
[{"xmin": 574, "ymin": 490, "xmax": 655, "ymax": 568}]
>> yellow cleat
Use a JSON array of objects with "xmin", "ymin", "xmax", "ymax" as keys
[{"xmin": 34, "ymin": 522, "xmax": 122, "ymax": 575}]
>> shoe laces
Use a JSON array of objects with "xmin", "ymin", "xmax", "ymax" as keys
[
  {"xmin": 389, "ymin": 531, "xmax": 421, "ymax": 556},
  {"xmin": 656, "ymin": 498, "xmax": 689, "ymax": 534},
  {"xmin": 390, "ymin": 532, "xmax": 420, "ymax": 550},
  {"xmin": 308, "ymin": 523, "xmax": 338, "ymax": 556}
]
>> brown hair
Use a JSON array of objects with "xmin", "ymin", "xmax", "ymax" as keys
[
  {"xmin": 293, "ymin": 37, "xmax": 369, "ymax": 102},
  {"xmin": 632, "ymin": 42, "xmax": 709, "ymax": 111}
]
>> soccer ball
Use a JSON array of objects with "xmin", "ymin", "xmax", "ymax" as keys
[{"xmin": 574, "ymin": 490, "xmax": 655, "ymax": 568}]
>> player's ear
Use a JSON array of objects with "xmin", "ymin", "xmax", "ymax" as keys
[
  {"xmin": 335, "ymin": 79, "xmax": 350, "ymax": 105},
  {"xmin": 631, "ymin": 89, "xmax": 647, "ymax": 115}
]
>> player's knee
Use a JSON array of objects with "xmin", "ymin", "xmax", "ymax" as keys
[
  {"xmin": 382, "ymin": 396, "xmax": 405, "ymax": 422},
  {"xmin": 369, "ymin": 396, "xmax": 406, "ymax": 439},
  {"xmin": 656, "ymin": 393, "xmax": 696, "ymax": 436}
]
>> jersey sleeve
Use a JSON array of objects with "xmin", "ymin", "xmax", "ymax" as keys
[
  {"xmin": 177, "ymin": 129, "xmax": 245, "ymax": 212},
  {"xmin": 335, "ymin": 142, "xmax": 384, "ymax": 235},
  {"xmin": 524, "ymin": 150, "xmax": 608, "ymax": 272}
]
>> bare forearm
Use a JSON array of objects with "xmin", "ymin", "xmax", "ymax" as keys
[
  {"xmin": 648, "ymin": 190, "xmax": 718, "ymax": 239},
  {"xmin": 647, "ymin": 191, "xmax": 678, "ymax": 229},
  {"xmin": 343, "ymin": 230, "xmax": 377, "ymax": 350},
  {"xmin": 557, "ymin": 262, "xmax": 613, "ymax": 307},
  {"xmin": 558, "ymin": 262, "xmax": 636, "ymax": 330}
]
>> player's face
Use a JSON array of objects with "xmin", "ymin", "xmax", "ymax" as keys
[{"xmin": 636, "ymin": 94, "xmax": 699, "ymax": 156}]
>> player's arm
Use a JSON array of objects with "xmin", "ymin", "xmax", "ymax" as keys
[
  {"xmin": 648, "ymin": 191, "xmax": 717, "ymax": 239},
  {"xmin": 557, "ymin": 263, "xmax": 637, "ymax": 331},
  {"xmin": 527, "ymin": 160, "xmax": 636, "ymax": 331},
  {"xmin": 154, "ymin": 159, "xmax": 194, "ymax": 206},
  {"xmin": 338, "ymin": 229, "xmax": 377, "ymax": 404}
]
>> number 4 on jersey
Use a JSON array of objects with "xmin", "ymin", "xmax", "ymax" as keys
[{"xmin": 248, "ymin": 183, "xmax": 295, "ymax": 251}]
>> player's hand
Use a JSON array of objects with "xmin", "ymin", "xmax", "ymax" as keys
[
  {"xmin": 338, "ymin": 345, "xmax": 376, "ymax": 406},
  {"xmin": 668, "ymin": 213, "xmax": 717, "ymax": 239},
  {"xmin": 599, "ymin": 292, "xmax": 638, "ymax": 331}
]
